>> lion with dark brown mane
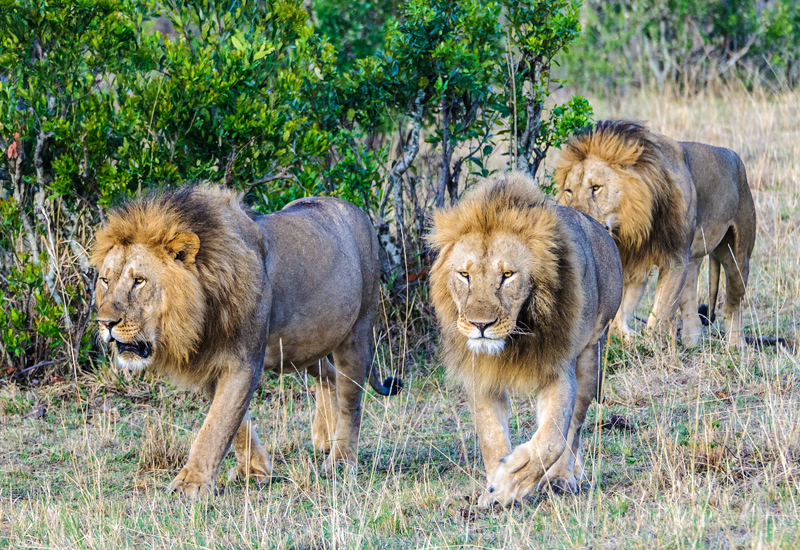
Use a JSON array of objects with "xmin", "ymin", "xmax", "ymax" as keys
[
  {"xmin": 91, "ymin": 185, "xmax": 399, "ymax": 497},
  {"xmin": 429, "ymin": 174, "xmax": 622, "ymax": 507},
  {"xmin": 555, "ymin": 120, "xmax": 756, "ymax": 347}
]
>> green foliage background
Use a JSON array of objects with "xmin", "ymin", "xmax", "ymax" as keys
[
  {"xmin": 560, "ymin": 0, "xmax": 800, "ymax": 93},
  {"xmin": 3, "ymin": 0, "xmax": 795, "ymax": 380},
  {"xmin": 0, "ymin": 0, "xmax": 593, "ymax": 378}
]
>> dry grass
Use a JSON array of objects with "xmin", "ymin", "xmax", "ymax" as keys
[{"xmin": 1, "ymin": 88, "xmax": 799, "ymax": 549}]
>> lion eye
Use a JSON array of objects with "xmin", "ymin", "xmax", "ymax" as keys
[
  {"xmin": 459, "ymin": 271, "xmax": 469, "ymax": 279},
  {"xmin": 591, "ymin": 185, "xmax": 602, "ymax": 193},
  {"xmin": 99, "ymin": 277, "xmax": 108, "ymax": 285},
  {"xmin": 133, "ymin": 277, "xmax": 146, "ymax": 286},
  {"xmin": 501, "ymin": 271, "xmax": 515, "ymax": 281},
  {"xmin": 564, "ymin": 189, "xmax": 572, "ymax": 195}
]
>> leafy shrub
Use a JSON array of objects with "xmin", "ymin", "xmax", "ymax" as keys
[
  {"xmin": 559, "ymin": 0, "xmax": 800, "ymax": 93},
  {"xmin": 0, "ymin": 0, "xmax": 590, "ymax": 380}
]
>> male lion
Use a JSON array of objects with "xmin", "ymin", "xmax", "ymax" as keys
[
  {"xmin": 555, "ymin": 120, "xmax": 756, "ymax": 347},
  {"xmin": 91, "ymin": 185, "xmax": 400, "ymax": 497},
  {"xmin": 429, "ymin": 174, "xmax": 623, "ymax": 507}
]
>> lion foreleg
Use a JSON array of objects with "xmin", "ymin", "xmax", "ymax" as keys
[
  {"xmin": 614, "ymin": 280, "xmax": 647, "ymax": 341},
  {"xmin": 478, "ymin": 371, "xmax": 576, "ymax": 508},
  {"xmin": 469, "ymin": 389, "xmax": 511, "ymax": 481},
  {"xmin": 537, "ymin": 343, "xmax": 599, "ymax": 494},
  {"xmin": 678, "ymin": 258, "xmax": 703, "ymax": 347},
  {"xmin": 167, "ymin": 365, "xmax": 259, "ymax": 497},
  {"xmin": 227, "ymin": 410, "xmax": 273, "ymax": 484},
  {"xmin": 647, "ymin": 263, "xmax": 688, "ymax": 342}
]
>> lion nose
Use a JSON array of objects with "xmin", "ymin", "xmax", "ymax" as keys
[
  {"xmin": 471, "ymin": 319, "xmax": 497, "ymax": 336},
  {"xmin": 97, "ymin": 317, "xmax": 121, "ymax": 332}
]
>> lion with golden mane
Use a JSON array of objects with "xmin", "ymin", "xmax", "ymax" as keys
[
  {"xmin": 91, "ymin": 185, "xmax": 399, "ymax": 497},
  {"xmin": 429, "ymin": 174, "xmax": 622, "ymax": 507},
  {"xmin": 555, "ymin": 120, "xmax": 756, "ymax": 347}
]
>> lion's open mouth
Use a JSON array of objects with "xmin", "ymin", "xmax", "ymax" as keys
[{"xmin": 112, "ymin": 339, "xmax": 152, "ymax": 359}]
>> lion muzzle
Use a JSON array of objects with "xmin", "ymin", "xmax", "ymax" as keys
[
  {"xmin": 459, "ymin": 316, "xmax": 509, "ymax": 355},
  {"xmin": 98, "ymin": 316, "xmax": 155, "ymax": 368},
  {"xmin": 466, "ymin": 337, "xmax": 506, "ymax": 356}
]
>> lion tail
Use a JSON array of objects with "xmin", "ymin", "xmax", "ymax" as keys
[
  {"xmin": 368, "ymin": 367, "xmax": 403, "ymax": 396},
  {"xmin": 698, "ymin": 256, "xmax": 720, "ymax": 326}
]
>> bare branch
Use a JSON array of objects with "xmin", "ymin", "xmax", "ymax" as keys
[
  {"xmin": 243, "ymin": 168, "xmax": 293, "ymax": 197},
  {"xmin": 224, "ymin": 146, "xmax": 237, "ymax": 188}
]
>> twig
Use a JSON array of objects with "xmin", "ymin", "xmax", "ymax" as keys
[
  {"xmin": 224, "ymin": 146, "xmax": 238, "ymax": 187},
  {"xmin": 243, "ymin": 168, "xmax": 293, "ymax": 196},
  {"xmin": 0, "ymin": 357, "xmax": 67, "ymax": 384}
]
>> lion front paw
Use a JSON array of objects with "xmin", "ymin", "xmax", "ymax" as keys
[
  {"xmin": 227, "ymin": 449, "xmax": 273, "ymax": 485},
  {"xmin": 536, "ymin": 468, "xmax": 579, "ymax": 495},
  {"xmin": 617, "ymin": 325, "xmax": 638, "ymax": 343},
  {"xmin": 477, "ymin": 444, "xmax": 544, "ymax": 508},
  {"xmin": 167, "ymin": 467, "xmax": 216, "ymax": 498}
]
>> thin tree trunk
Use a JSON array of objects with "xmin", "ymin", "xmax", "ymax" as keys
[
  {"xmin": 33, "ymin": 130, "xmax": 54, "ymax": 186},
  {"xmin": 407, "ymin": 174, "xmax": 424, "ymax": 253},
  {"xmin": 32, "ymin": 131, "xmax": 67, "ymax": 316},
  {"xmin": 435, "ymin": 96, "xmax": 454, "ymax": 207},
  {"xmin": 9, "ymin": 135, "xmax": 39, "ymax": 259},
  {"xmin": 382, "ymin": 89, "xmax": 426, "ymax": 278},
  {"xmin": 515, "ymin": 61, "xmax": 544, "ymax": 180}
]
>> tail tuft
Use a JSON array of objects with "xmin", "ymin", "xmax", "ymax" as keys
[
  {"xmin": 698, "ymin": 304, "xmax": 716, "ymax": 326},
  {"xmin": 382, "ymin": 377, "xmax": 403, "ymax": 396}
]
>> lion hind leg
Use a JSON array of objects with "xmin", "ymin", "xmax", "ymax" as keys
[
  {"xmin": 228, "ymin": 411, "xmax": 273, "ymax": 485},
  {"xmin": 709, "ymin": 227, "xmax": 750, "ymax": 348},
  {"xmin": 310, "ymin": 356, "xmax": 338, "ymax": 453},
  {"xmin": 321, "ymin": 324, "xmax": 373, "ymax": 473}
]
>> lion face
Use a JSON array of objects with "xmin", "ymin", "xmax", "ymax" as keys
[
  {"xmin": 94, "ymin": 232, "xmax": 201, "ymax": 371},
  {"xmin": 445, "ymin": 233, "xmax": 533, "ymax": 356},
  {"xmin": 96, "ymin": 245, "xmax": 164, "ymax": 370},
  {"xmin": 558, "ymin": 157, "xmax": 627, "ymax": 235}
]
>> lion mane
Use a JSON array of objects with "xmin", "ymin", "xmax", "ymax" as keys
[
  {"xmin": 555, "ymin": 120, "xmax": 690, "ymax": 283},
  {"xmin": 429, "ymin": 175, "xmax": 584, "ymax": 395},
  {"xmin": 90, "ymin": 186, "xmax": 261, "ymax": 387}
]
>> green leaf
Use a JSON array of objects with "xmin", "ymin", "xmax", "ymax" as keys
[{"xmin": 231, "ymin": 34, "xmax": 245, "ymax": 52}]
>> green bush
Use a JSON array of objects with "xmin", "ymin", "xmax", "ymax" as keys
[
  {"xmin": 0, "ymin": 0, "xmax": 590, "ymax": 379},
  {"xmin": 559, "ymin": 0, "xmax": 800, "ymax": 93}
]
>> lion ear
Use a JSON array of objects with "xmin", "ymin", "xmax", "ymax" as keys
[{"xmin": 166, "ymin": 232, "xmax": 200, "ymax": 266}]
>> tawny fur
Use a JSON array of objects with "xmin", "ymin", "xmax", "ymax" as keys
[
  {"xmin": 555, "ymin": 120, "xmax": 690, "ymax": 283},
  {"xmin": 91, "ymin": 186, "xmax": 261, "ymax": 388},
  {"xmin": 429, "ymin": 174, "xmax": 584, "ymax": 395},
  {"xmin": 92, "ymin": 185, "xmax": 396, "ymax": 497}
]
